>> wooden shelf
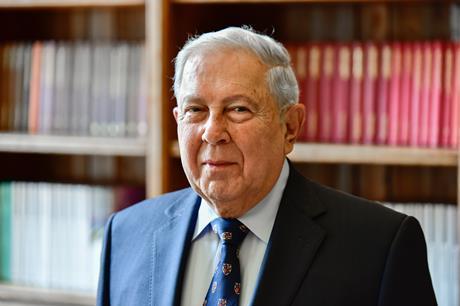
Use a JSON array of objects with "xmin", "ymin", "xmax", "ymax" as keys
[
  {"xmin": 0, "ymin": 283, "xmax": 95, "ymax": 306},
  {"xmin": 171, "ymin": 141, "xmax": 458, "ymax": 166},
  {"xmin": 0, "ymin": 0, "xmax": 143, "ymax": 8},
  {"xmin": 171, "ymin": 0, "xmax": 432, "ymax": 4},
  {"xmin": 0, "ymin": 133, "xmax": 146, "ymax": 156}
]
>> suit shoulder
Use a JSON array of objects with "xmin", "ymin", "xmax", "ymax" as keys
[
  {"xmin": 306, "ymin": 177, "xmax": 406, "ymax": 227},
  {"xmin": 112, "ymin": 187, "xmax": 197, "ymax": 231}
]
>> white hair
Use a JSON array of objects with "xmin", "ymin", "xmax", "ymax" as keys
[{"xmin": 173, "ymin": 26, "xmax": 299, "ymax": 111}]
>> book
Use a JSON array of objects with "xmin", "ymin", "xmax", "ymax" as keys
[
  {"xmin": 28, "ymin": 42, "xmax": 43, "ymax": 134},
  {"xmin": 451, "ymin": 43, "xmax": 460, "ymax": 149},
  {"xmin": 418, "ymin": 42, "xmax": 432, "ymax": 147},
  {"xmin": 387, "ymin": 43, "xmax": 402, "ymax": 146},
  {"xmin": 398, "ymin": 43, "xmax": 413, "ymax": 146},
  {"xmin": 20, "ymin": 44, "xmax": 32, "ymax": 132},
  {"xmin": 0, "ymin": 182, "xmax": 11, "ymax": 281},
  {"xmin": 305, "ymin": 43, "xmax": 321, "ymax": 142},
  {"xmin": 361, "ymin": 42, "xmax": 378, "ymax": 144},
  {"xmin": 428, "ymin": 41, "xmax": 442, "ymax": 148},
  {"xmin": 318, "ymin": 44, "xmax": 334, "ymax": 142},
  {"xmin": 71, "ymin": 43, "xmax": 92, "ymax": 136},
  {"xmin": 331, "ymin": 44, "xmax": 350, "ymax": 143},
  {"xmin": 440, "ymin": 43, "xmax": 453, "ymax": 148},
  {"xmin": 375, "ymin": 43, "xmax": 391, "ymax": 145},
  {"xmin": 348, "ymin": 43, "xmax": 363, "ymax": 144},
  {"xmin": 408, "ymin": 43, "xmax": 423, "ymax": 147},
  {"xmin": 38, "ymin": 42, "xmax": 56, "ymax": 135},
  {"xmin": 288, "ymin": 44, "xmax": 308, "ymax": 141}
]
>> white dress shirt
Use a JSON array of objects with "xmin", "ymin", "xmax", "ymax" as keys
[{"xmin": 181, "ymin": 160, "xmax": 290, "ymax": 306}]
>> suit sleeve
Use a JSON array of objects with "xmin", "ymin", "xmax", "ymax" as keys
[
  {"xmin": 378, "ymin": 216, "xmax": 437, "ymax": 306},
  {"xmin": 96, "ymin": 213, "xmax": 116, "ymax": 306}
]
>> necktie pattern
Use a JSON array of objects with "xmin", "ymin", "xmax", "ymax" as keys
[{"xmin": 203, "ymin": 218, "xmax": 249, "ymax": 306}]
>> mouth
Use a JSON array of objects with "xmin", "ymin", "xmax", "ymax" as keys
[{"xmin": 202, "ymin": 160, "xmax": 236, "ymax": 167}]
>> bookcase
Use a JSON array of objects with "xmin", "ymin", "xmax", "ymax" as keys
[
  {"xmin": 0, "ymin": 1, "xmax": 162, "ymax": 305},
  {"xmin": 0, "ymin": 0, "xmax": 459, "ymax": 306}
]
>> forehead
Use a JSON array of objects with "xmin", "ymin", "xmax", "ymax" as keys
[{"xmin": 178, "ymin": 48, "xmax": 270, "ymax": 103}]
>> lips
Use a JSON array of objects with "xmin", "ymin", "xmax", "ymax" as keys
[{"xmin": 202, "ymin": 160, "xmax": 236, "ymax": 167}]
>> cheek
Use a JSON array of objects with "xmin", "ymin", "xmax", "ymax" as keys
[{"xmin": 178, "ymin": 125, "xmax": 202, "ymax": 169}]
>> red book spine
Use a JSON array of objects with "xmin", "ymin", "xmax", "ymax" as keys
[
  {"xmin": 440, "ymin": 43, "xmax": 453, "ymax": 148},
  {"xmin": 305, "ymin": 44, "xmax": 321, "ymax": 142},
  {"xmin": 297, "ymin": 45, "xmax": 308, "ymax": 141},
  {"xmin": 361, "ymin": 42, "xmax": 378, "ymax": 145},
  {"xmin": 375, "ymin": 43, "xmax": 391, "ymax": 145},
  {"xmin": 348, "ymin": 43, "xmax": 363, "ymax": 144},
  {"xmin": 331, "ymin": 44, "xmax": 350, "ymax": 143},
  {"xmin": 418, "ymin": 42, "xmax": 432, "ymax": 147},
  {"xmin": 428, "ymin": 41, "xmax": 442, "ymax": 148},
  {"xmin": 398, "ymin": 43, "xmax": 412, "ymax": 146},
  {"xmin": 387, "ymin": 43, "xmax": 401, "ymax": 146},
  {"xmin": 28, "ymin": 41, "xmax": 42, "ymax": 134},
  {"xmin": 408, "ymin": 43, "xmax": 422, "ymax": 147},
  {"xmin": 318, "ymin": 44, "xmax": 334, "ymax": 143},
  {"xmin": 451, "ymin": 43, "xmax": 460, "ymax": 149},
  {"xmin": 287, "ymin": 44, "xmax": 306, "ymax": 141}
]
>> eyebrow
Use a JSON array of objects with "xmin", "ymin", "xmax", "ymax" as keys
[
  {"xmin": 180, "ymin": 94, "xmax": 257, "ymax": 106},
  {"xmin": 180, "ymin": 95, "xmax": 204, "ymax": 105},
  {"xmin": 222, "ymin": 94, "xmax": 257, "ymax": 105}
]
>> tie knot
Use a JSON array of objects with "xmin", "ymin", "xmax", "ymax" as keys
[{"xmin": 211, "ymin": 218, "xmax": 249, "ymax": 246}]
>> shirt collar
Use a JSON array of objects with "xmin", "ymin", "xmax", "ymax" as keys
[{"xmin": 192, "ymin": 159, "xmax": 290, "ymax": 244}]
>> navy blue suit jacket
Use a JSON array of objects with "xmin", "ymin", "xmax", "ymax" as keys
[{"xmin": 97, "ymin": 164, "xmax": 437, "ymax": 306}]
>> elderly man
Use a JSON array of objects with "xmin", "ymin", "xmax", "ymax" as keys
[{"xmin": 97, "ymin": 27, "xmax": 436, "ymax": 306}]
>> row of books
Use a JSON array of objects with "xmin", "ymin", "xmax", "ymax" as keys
[
  {"xmin": 0, "ymin": 182, "xmax": 145, "ymax": 292},
  {"xmin": 0, "ymin": 42, "xmax": 148, "ymax": 138},
  {"xmin": 288, "ymin": 41, "xmax": 459, "ymax": 149},
  {"xmin": 384, "ymin": 203, "xmax": 458, "ymax": 306}
]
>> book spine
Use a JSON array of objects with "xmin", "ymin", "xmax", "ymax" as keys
[
  {"xmin": 318, "ymin": 44, "xmax": 334, "ymax": 143},
  {"xmin": 362, "ymin": 42, "xmax": 378, "ymax": 144},
  {"xmin": 387, "ymin": 43, "xmax": 401, "ymax": 146},
  {"xmin": 409, "ymin": 43, "xmax": 422, "ymax": 147},
  {"xmin": 348, "ymin": 43, "xmax": 363, "ymax": 144},
  {"xmin": 375, "ymin": 43, "xmax": 391, "ymax": 145},
  {"xmin": 440, "ymin": 43, "xmax": 453, "ymax": 148},
  {"xmin": 305, "ymin": 43, "xmax": 321, "ymax": 142},
  {"xmin": 28, "ymin": 42, "xmax": 43, "ymax": 134},
  {"xmin": 418, "ymin": 42, "xmax": 432, "ymax": 147},
  {"xmin": 428, "ymin": 41, "xmax": 442, "ymax": 148},
  {"xmin": 0, "ymin": 182, "xmax": 12, "ymax": 281},
  {"xmin": 331, "ymin": 44, "xmax": 350, "ymax": 143},
  {"xmin": 451, "ymin": 43, "xmax": 460, "ymax": 149},
  {"xmin": 289, "ymin": 44, "xmax": 308, "ymax": 141},
  {"xmin": 398, "ymin": 43, "xmax": 412, "ymax": 146}
]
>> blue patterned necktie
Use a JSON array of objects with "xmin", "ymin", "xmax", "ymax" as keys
[{"xmin": 203, "ymin": 218, "xmax": 249, "ymax": 306}]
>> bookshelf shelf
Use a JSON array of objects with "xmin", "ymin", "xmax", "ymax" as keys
[
  {"xmin": 288, "ymin": 143, "xmax": 458, "ymax": 166},
  {"xmin": 0, "ymin": 0, "xmax": 144, "ymax": 8},
  {"xmin": 0, "ymin": 133, "xmax": 146, "ymax": 156},
  {"xmin": 170, "ymin": 141, "xmax": 459, "ymax": 166},
  {"xmin": 0, "ymin": 284, "xmax": 95, "ymax": 306},
  {"xmin": 170, "ymin": 0, "xmax": 434, "ymax": 4}
]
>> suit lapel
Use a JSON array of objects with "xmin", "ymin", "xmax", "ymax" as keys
[
  {"xmin": 151, "ymin": 190, "xmax": 200, "ymax": 306},
  {"xmin": 251, "ymin": 166, "xmax": 327, "ymax": 306}
]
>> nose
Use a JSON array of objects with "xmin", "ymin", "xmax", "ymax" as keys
[{"xmin": 202, "ymin": 113, "xmax": 230, "ymax": 145}]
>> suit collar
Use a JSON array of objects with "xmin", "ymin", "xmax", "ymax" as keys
[
  {"xmin": 251, "ymin": 164, "xmax": 327, "ymax": 306},
  {"xmin": 151, "ymin": 189, "xmax": 200, "ymax": 306}
]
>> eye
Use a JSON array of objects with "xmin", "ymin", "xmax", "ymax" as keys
[
  {"xmin": 233, "ymin": 106, "xmax": 249, "ymax": 113},
  {"xmin": 185, "ymin": 105, "xmax": 204, "ymax": 113},
  {"xmin": 227, "ymin": 105, "xmax": 253, "ymax": 122},
  {"xmin": 180, "ymin": 105, "xmax": 207, "ymax": 122}
]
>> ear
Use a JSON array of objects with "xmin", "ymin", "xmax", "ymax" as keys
[
  {"xmin": 173, "ymin": 106, "xmax": 180, "ymax": 123},
  {"xmin": 283, "ymin": 103, "xmax": 305, "ymax": 155}
]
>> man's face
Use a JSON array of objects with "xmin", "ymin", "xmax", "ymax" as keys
[{"xmin": 174, "ymin": 48, "xmax": 302, "ymax": 217}]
